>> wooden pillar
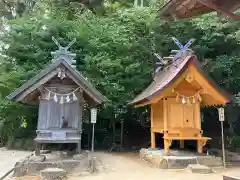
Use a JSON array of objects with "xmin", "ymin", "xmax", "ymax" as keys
[
  {"xmin": 77, "ymin": 140, "xmax": 81, "ymax": 154},
  {"xmin": 150, "ymin": 104, "xmax": 155, "ymax": 148},
  {"xmin": 197, "ymin": 140, "xmax": 202, "ymax": 153},
  {"xmin": 163, "ymin": 98, "xmax": 167, "ymax": 133},
  {"xmin": 164, "ymin": 139, "xmax": 172, "ymax": 154},
  {"xmin": 180, "ymin": 140, "xmax": 184, "ymax": 149},
  {"xmin": 197, "ymin": 139, "xmax": 207, "ymax": 153},
  {"xmin": 42, "ymin": 144, "xmax": 46, "ymax": 150},
  {"xmin": 35, "ymin": 142, "xmax": 40, "ymax": 156},
  {"xmin": 164, "ymin": 139, "xmax": 168, "ymax": 154},
  {"xmin": 163, "ymin": 98, "xmax": 169, "ymax": 154},
  {"xmin": 151, "ymin": 131, "xmax": 156, "ymax": 148},
  {"xmin": 120, "ymin": 120, "xmax": 124, "ymax": 150}
]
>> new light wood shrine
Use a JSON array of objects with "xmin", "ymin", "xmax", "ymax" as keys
[
  {"xmin": 7, "ymin": 37, "xmax": 107, "ymax": 154},
  {"xmin": 130, "ymin": 49, "xmax": 230, "ymax": 154}
]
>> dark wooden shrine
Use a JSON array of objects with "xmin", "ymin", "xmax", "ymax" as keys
[
  {"xmin": 7, "ymin": 37, "xmax": 107, "ymax": 154},
  {"xmin": 160, "ymin": 0, "xmax": 240, "ymax": 20}
]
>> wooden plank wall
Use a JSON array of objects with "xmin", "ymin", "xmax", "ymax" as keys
[
  {"xmin": 38, "ymin": 99, "xmax": 82, "ymax": 129},
  {"xmin": 37, "ymin": 77, "xmax": 83, "ymax": 130},
  {"xmin": 151, "ymin": 100, "xmax": 164, "ymax": 132}
]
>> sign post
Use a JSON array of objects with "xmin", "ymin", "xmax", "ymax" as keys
[
  {"xmin": 218, "ymin": 107, "xmax": 226, "ymax": 168},
  {"xmin": 91, "ymin": 108, "xmax": 97, "ymax": 152}
]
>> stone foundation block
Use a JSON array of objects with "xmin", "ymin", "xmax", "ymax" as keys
[
  {"xmin": 40, "ymin": 168, "xmax": 66, "ymax": 180},
  {"xmin": 187, "ymin": 164, "xmax": 213, "ymax": 174}
]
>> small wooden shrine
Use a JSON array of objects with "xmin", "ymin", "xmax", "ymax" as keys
[
  {"xmin": 7, "ymin": 37, "xmax": 107, "ymax": 154},
  {"xmin": 160, "ymin": 0, "xmax": 240, "ymax": 20},
  {"xmin": 130, "ymin": 39, "xmax": 230, "ymax": 154}
]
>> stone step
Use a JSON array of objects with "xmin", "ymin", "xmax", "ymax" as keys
[
  {"xmin": 197, "ymin": 156, "xmax": 222, "ymax": 167},
  {"xmin": 40, "ymin": 168, "xmax": 66, "ymax": 180},
  {"xmin": 187, "ymin": 164, "xmax": 213, "ymax": 174},
  {"xmin": 165, "ymin": 157, "xmax": 198, "ymax": 169},
  {"xmin": 140, "ymin": 148, "xmax": 223, "ymax": 169},
  {"xmin": 223, "ymin": 172, "xmax": 240, "ymax": 180}
]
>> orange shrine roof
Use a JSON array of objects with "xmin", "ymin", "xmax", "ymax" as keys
[
  {"xmin": 130, "ymin": 54, "xmax": 230, "ymax": 106},
  {"xmin": 159, "ymin": 0, "xmax": 240, "ymax": 20}
]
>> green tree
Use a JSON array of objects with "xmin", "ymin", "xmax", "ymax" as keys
[{"xmin": 1, "ymin": 3, "xmax": 240, "ymax": 148}]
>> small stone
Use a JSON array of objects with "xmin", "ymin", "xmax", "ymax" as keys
[
  {"xmin": 73, "ymin": 153, "xmax": 86, "ymax": 160},
  {"xmin": 139, "ymin": 148, "xmax": 147, "ymax": 159},
  {"xmin": 56, "ymin": 151, "xmax": 68, "ymax": 158},
  {"xmin": 148, "ymin": 148, "xmax": 159, "ymax": 151},
  {"xmin": 29, "ymin": 155, "xmax": 46, "ymax": 162},
  {"xmin": 0, "ymin": 147, "xmax": 7, "ymax": 151},
  {"xmin": 80, "ymin": 171, "xmax": 91, "ymax": 176},
  {"xmin": 40, "ymin": 168, "xmax": 66, "ymax": 180},
  {"xmin": 187, "ymin": 164, "xmax": 213, "ymax": 174}
]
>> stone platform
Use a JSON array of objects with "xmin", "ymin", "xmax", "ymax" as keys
[
  {"xmin": 187, "ymin": 164, "xmax": 213, "ymax": 174},
  {"xmin": 223, "ymin": 172, "xmax": 240, "ymax": 180},
  {"xmin": 13, "ymin": 150, "xmax": 92, "ymax": 177},
  {"xmin": 140, "ymin": 148, "xmax": 222, "ymax": 169}
]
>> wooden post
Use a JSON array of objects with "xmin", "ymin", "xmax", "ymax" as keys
[
  {"xmin": 151, "ymin": 131, "xmax": 156, "ymax": 148},
  {"xmin": 150, "ymin": 104, "xmax": 155, "ymax": 148},
  {"xmin": 77, "ymin": 140, "xmax": 81, "ymax": 154},
  {"xmin": 163, "ymin": 98, "xmax": 168, "ymax": 154},
  {"xmin": 197, "ymin": 140, "xmax": 203, "ymax": 153},
  {"xmin": 134, "ymin": 0, "xmax": 138, "ymax": 7},
  {"xmin": 164, "ymin": 139, "xmax": 172, "ymax": 154},
  {"xmin": 42, "ymin": 143, "xmax": 46, "ymax": 150},
  {"xmin": 163, "ymin": 98, "xmax": 168, "ymax": 133},
  {"xmin": 120, "ymin": 120, "xmax": 124, "ymax": 150},
  {"xmin": 180, "ymin": 140, "xmax": 184, "ymax": 149},
  {"xmin": 35, "ymin": 142, "xmax": 40, "ymax": 156},
  {"xmin": 164, "ymin": 139, "xmax": 168, "ymax": 154}
]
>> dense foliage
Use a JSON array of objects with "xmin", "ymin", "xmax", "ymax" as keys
[{"xmin": 0, "ymin": 0, "xmax": 240, "ymax": 149}]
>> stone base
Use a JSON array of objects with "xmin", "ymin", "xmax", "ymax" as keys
[
  {"xmin": 40, "ymin": 168, "xmax": 66, "ymax": 180},
  {"xmin": 29, "ymin": 155, "xmax": 46, "ymax": 162},
  {"xmin": 197, "ymin": 155, "xmax": 222, "ymax": 166},
  {"xmin": 140, "ymin": 148, "xmax": 222, "ymax": 169},
  {"xmin": 187, "ymin": 164, "xmax": 213, "ymax": 174},
  {"xmin": 14, "ymin": 151, "xmax": 90, "ymax": 177},
  {"xmin": 15, "ymin": 176, "xmax": 41, "ymax": 180},
  {"xmin": 223, "ymin": 173, "xmax": 240, "ymax": 180}
]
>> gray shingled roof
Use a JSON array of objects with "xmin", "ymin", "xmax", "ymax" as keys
[
  {"xmin": 7, "ymin": 59, "xmax": 108, "ymax": 104},
  {"xmin": 130, "ymin": 55, "xmax": 230, "ymax": 105}
]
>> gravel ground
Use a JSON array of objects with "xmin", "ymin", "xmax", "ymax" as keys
[
  {"xmin": 0, "ymin": 148, "xmax": 239, "ymax": 180},
  {"xmin": 68, "ymin": 151, "xmax": 240, "ymax": 180},
  {"xmin": 0, "ymin": 147, "xmax": 31, "ymax": 179}
]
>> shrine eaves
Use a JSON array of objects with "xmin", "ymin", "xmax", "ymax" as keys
[{"xmin": 159, "ymin": 0, "xmax": 240, "ymax": 20}]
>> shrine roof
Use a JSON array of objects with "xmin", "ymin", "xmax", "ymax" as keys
[
  {"xmin": 7, "ymin": 58, "xmax": 108, "ymax": 104},
  {"xmin": 159, "ymin": 0, "xmax": 240, "ymax": 20},
  {"xmin": 130, "ymin": 55, "xmax": 230, "ymax": 105}
]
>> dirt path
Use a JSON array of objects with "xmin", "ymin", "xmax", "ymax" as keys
[
  {"xmin": 0, "ymin": 147, "xmax": 31, "ymax": 179},
  {"xmin": 69, "ymin": 151, "xmax": 240, "ymax": 180}
]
